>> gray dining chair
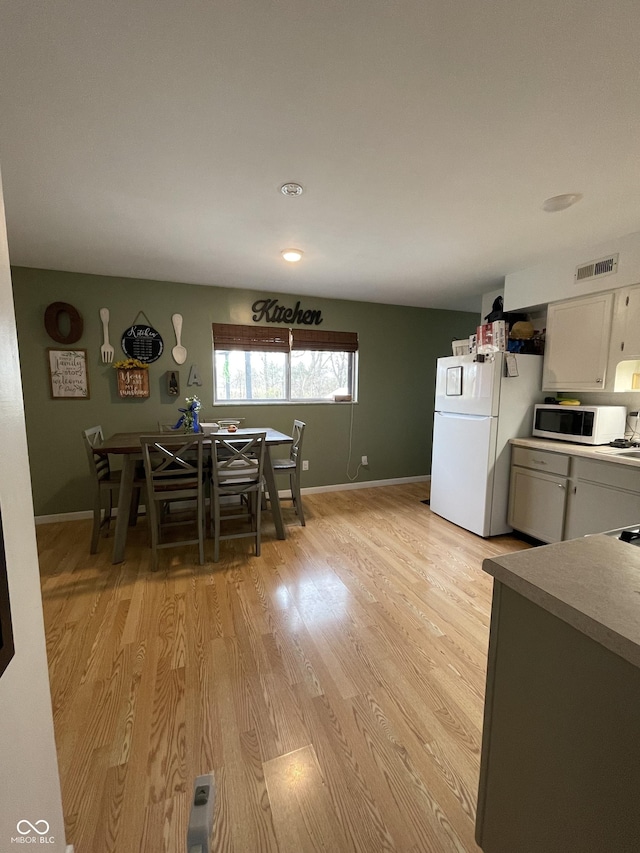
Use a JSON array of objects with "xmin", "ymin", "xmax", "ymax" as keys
[
  {"xmin": 82, "ymin": 425, "xmax": 144, "ymax": 553},
  {"xmin": 210, "ymin": 432, "xmax": 266, "ymax": 562},
  {"xmin": 140, "ymin": 433, "xmax": 206, "ymax": 571},
  {"xmin": 269, "ymin": 419, "xmax": 306, "ymax": 525}
]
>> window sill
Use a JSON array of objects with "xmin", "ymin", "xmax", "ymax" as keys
[{"xmin": 213, "ymin": 399, "xmax": 358, "ymax": 406}]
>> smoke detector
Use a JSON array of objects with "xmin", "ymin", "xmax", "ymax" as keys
[{"xmin": 280, "ymin": 182, "xmax": 304, "ymax": 197}]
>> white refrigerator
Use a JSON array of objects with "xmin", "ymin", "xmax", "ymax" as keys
[{"xmin": 430, "ymin": 353, "xmax": 543, "ymax": 537}]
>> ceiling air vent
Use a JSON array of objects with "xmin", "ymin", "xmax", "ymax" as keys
[{"xmin": 574, "ymin": 253, "xmax": 619, "ymax": 283}]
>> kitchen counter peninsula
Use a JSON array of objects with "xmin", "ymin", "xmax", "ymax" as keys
[{"xmin": 476, "ymin": 534, "xmax": 640, "ymax": 852}]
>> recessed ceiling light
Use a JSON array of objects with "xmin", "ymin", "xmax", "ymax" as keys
[
  {"xmin": 281, "ymin": 248, "xmax": 303, "ymax": 262},
  {"xmin": 281, "ymin": 182, "xmax": 304, "ymax": 197},
  {"xmin": 542, "ymin": 193, "xmax": 583, "ymax": 213}
]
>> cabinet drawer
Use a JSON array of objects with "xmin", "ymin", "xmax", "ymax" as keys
[
  {"xmin": 574, "ymin": 457, "xmax": 640, "ymax": 494},
  {"xmin": 511, "ymin": 446, "xmax": 571, "ymax": 476}
]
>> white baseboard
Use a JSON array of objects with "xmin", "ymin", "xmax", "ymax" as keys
[
  {"xmin": 34, "ymin": 475, "xmax": 430, "ymax": 525},
  {"xmin": 300, "ymin": 474, "xmax": 429, "ymax": 495},
  {"xmin": 35, "ymin": 510, "xmax": 92, "ymax": 525}
]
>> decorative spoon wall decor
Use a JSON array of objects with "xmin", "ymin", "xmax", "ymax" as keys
[{"xmin": 171, "ymin": 314, "xmax": 187, "ymax": 364}]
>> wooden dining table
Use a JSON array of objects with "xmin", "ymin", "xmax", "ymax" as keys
[{"xmin": 97, "ymin": 427, "xmax": 294, "ymax": 564}]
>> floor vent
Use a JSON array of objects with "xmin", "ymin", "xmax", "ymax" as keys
[{"xmin": 575, "ymin": 253, "xmax": 619, "ymax": 282}]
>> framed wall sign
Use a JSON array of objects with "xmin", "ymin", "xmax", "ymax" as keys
[{"xmin": 47, "ymin": 349, "xmax": 90, "ymax": 399}]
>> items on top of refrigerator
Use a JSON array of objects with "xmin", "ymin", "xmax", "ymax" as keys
[
  {"xmin": 451, "ymin": 338, "xmax": 471, "ymax": 355},
  {"xmin": 476, "ymin": 320, "xmax": 507, "ymax": 353},
  {"xmin": 484, "ymin": 295, "xmax": 527, "ymax": 326},
  {"xmin": 452, "ymin": 297, "xmax": 545, "ymax": 358}
]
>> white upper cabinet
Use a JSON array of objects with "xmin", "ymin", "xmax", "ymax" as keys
[
  {"xmin": 610, "ymin": 283, "xmax": 640, "ymax": 360},
  {"xmin": 607, "ymin": 283, "xmax": 640, "ymax": 392},
  {"xmin": 542, "ymin": 291, "xmax": 614, "ymax": 391}
]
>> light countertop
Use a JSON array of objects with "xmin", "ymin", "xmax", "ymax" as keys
[
  {"xmin": 510, "ymin": 436, "xmax": 640, "ymax": 468},
  {"xmin": 484, "ymin": 534, "xmax": 640, "ymax": 668}
]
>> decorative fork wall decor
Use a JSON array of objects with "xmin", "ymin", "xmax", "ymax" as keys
[{"xmin": 99, "ymin": 307, "xmax": 114, "ymax": 363}]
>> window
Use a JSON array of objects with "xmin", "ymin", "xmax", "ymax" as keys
[
  {"xmin": 290, "ymin": 328, "xmax": 357, "ymax": 401},
  {"xmin": 213, "ymin": 323, "xmax": 358, "ymax": 403}
]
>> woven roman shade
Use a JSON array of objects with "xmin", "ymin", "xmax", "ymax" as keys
[
  {"xmin": 291, "ymin": 329, "xmax": 358, "ymax": 352},
  {"xmin": 212, "ymin": 323, "xmax": 290, "ymax": 352}
]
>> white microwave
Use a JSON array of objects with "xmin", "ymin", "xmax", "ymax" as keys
[{"xmin": 532, "ymin": 404, "xmax": 627, "ymax": 445}]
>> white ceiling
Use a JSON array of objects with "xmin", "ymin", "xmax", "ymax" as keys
[{"xmin": 0, "ymin": 0, "xmax": 639, "ymax": 312}]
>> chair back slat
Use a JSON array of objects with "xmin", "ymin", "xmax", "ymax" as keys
[
  {"xmin": 212, "ymin": 432, "xmax": 266, "ymax": 488},
  {"xmin": 94, "ymin": 455, "xmax": 111, "ymax": 481},
  {"xmin": 83, "ymin": 425, "xmax": 111, "ymax": 482},
  {"xmin": 290, "ymin": 420, "xmax": 305, "ymax": 465},
  {"xmin": 140, "ymin": 435, "xmax": 204, "ymax": 488}
]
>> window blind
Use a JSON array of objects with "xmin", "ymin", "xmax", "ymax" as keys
[
  {"xmin": 291, "ymin": 329, "xmax": 358, "ymax": 353},
  {"xmin": 212, "ymin": 323, "xmax": 290, "ymax": 353}
]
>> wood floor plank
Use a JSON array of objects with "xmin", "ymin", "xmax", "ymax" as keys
[
  {"xmin": 239, "ymin": 727, "xmax": 280, "ymax": 851},
  {"xmin": 37, "ymin": 483, "xmax": 532, "ymax": 852},
  {"xmin": 304, "ymin": 687, "xmax": 409, "ymax": 851},
  {"xmin": 211, "ymin": 637, "xmax": 263, "ymax": 852},
  {"xmin": 264, "ymin": 744, "xmax": 351, "ymax": 853}
]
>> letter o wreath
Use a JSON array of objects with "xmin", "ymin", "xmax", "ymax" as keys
[{"xmin": 44, "ymin": 302, "xmax": 84, "ymax": 344}]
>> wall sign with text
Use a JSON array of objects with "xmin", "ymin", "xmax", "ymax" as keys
[
  {"xmin": 251, "ymin": 298, "xmax": 323, "ymax": 326},
  {"xmin": 117, "ymin": 368, "xmax": 150, "ymax": 398},
  {"xmin": 120, "ymin": 312, "xmax": 164, "ymax": 363},
  {"xmin": 47, "ymin": 349, "xmax": 90, "ymax": 399}
]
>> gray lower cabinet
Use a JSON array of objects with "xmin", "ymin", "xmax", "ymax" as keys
[
  {"xmin": 563, "ymin": 457, "xmax": 640, "ymax": 539},
  {"xmin": 510, "ymin": 448, "xmax": 640, "ymax": 542},
  {"xmin": 508, "ymin": 447, "xmax": 570, "ymax": 543}
]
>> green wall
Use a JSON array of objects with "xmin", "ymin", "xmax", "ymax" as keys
[{"xmin": 11, "ymin": 266, "xmax": 477, "ymax": 516}]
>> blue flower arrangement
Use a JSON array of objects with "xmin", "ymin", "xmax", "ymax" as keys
[{"xmin": 173, "ymin": 395, "xmax": 202, "ymax": 433}]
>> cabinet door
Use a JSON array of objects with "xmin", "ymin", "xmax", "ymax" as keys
[
  {"xmin": 542, "ymin": 292, "xmax": 614, "ymax": 391},
  {"xmin": 508, "ymin": 467, "xmax": 567, "ymax": 543},
  {"xmin": 611, "ymin": 283, "xmax": 640, "ymax": 360},
  {"xmin": 564, "ymin": 481, "xmax": 640, "ymax": 540}
]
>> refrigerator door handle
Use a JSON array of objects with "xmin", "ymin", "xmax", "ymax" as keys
[{"xmin": 437, "ymin": 412, "xmax": 493, "ymax": 421}]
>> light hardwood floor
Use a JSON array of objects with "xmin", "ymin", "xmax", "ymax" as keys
[{"xmin": 37, "ymin": 484, "xmax": 531, "ymax": 853}]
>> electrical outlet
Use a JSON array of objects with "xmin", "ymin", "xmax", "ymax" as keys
[
  {"xmin": 361, "ymin": 455, "xmax": 368, "ymax": 466},
  {"xmin": 302, "ymin": 460, "xmax": 309, "ymax": 471}
]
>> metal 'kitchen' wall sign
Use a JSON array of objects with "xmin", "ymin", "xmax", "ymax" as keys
[
  {"xmin": 251, "ymin": 298, "xmax": 323, "ymax": 326},
  {"xmin": 121, "ymin": 311, "xmax": 164, "ymax": 363}
]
